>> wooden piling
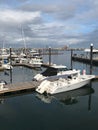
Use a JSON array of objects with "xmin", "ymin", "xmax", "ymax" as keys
[
  {"xmin": 90, "ymin": 44, "xmax": 93, "ymax": 74},
  {"xmin": 49, "ymin": 47, "xmax": 51, "ymax": 66},
  {"xmin": 71, "ymin": 49, "xmax": 73, "ymax": 70},
  {"xmin": 9, "ymin": 47, "xmax": 12, "ymax": 66}
]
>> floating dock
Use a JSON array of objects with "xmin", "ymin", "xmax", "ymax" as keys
[
  {"xmin": 13, "ymin": 63, "xmax": 41, "ymax": 69},
  {"xmin": 13, "ymin": 63, "xmax": 52, "ymax": 69},
  {"xmin": 0, "ymin": 67, "xmax": 4, "ymax": 71},
  {"xmin": 72, "ymin": 56, "xmax": 98, "ymax": 66},
  {"xmin": 0, "ymin": 81, "xmax": 41, "ymax": 96}
]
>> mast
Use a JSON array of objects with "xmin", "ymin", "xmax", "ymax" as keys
[{"xmin": 21, "ymin": 26, "xmax": 27, "ymax": 56}]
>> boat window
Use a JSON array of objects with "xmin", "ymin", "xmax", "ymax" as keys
[
  {"xmin": 68, "ymin": 75, "xmax": 72, "ymax": 79},
  {"xmin": 58, "ymin": 68, "xmax": 68, "ymax": 71}
]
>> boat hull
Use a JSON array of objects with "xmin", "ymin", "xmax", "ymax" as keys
[
  {"xmin": 50, "ymin": 78, "xmax": 91, "ymax": 94},
  {"xmin": 36, "ymin": 75, "xmax": 95, "ymax": 95}
]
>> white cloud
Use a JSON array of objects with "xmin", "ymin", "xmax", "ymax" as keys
[
  {"xmin": 0, "ymin": 0, "xmax": 98, "ymax": 48},
  {"xmin": 0, "ymin": 9, "xmax": 41, "ymax": 25}
]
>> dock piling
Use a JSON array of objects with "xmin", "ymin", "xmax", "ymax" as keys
[
  {"xmin": 90, "ymin": 44, "xmax": 93, "ymax": 74},
  {"xmin": 71, "ymin": 49, "xmax": 73, "ymax": 70},
  {"xmin": 49, "ymin": 47, "xmax": 51, "ymax": 66}
]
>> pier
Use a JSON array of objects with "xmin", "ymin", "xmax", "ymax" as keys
[
  {"xmin": 0, "ymin": 81, "xmax": 41, "ymax": 96},
  {"xmin": 71, "ymin": 44, "xmax": 98, "ymax": 66},
  {"xmin": 72, "ymin": 56, "xmax": 98, "ymax": 66},
  {"xmin": 13, "ymin": 63, "xmax": 42, "ymax": 69}
]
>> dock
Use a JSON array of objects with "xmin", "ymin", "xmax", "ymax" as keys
[
  {"xmin": 72, "ymin": 56, "xmax": 98, "ymax": 66},
  {"xmin": 13, "ymin": 63, "xmax": 41, "ymax": 69},
  {"xmin": 0, "ymin": 81, "xmax": 41, "ymax": 96},
  {"xmin": 0, "ymin": 67, "xmax": 4, "ymax": 71},
  {"xmin": 13, "ymin": 63, "xmax": 52, "ymax": 69}
]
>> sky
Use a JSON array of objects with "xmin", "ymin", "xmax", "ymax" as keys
[{"xmin": 0, "ymin": 0, "xmax": 98, "ymax": 48}]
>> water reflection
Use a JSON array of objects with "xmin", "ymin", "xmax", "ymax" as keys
[
  {"xmin": 36, "ymin": 86, "xmax": 94, "ymax": 106},
  {"xmin": 0, "ymin": 99, "xmax": 5, "ymax": 104},
  {"xmin": 0, "ymin": 91, "xmax": 34, "ymax": 105}
]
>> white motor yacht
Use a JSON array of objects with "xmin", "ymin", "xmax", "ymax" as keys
[
  {"xmin": 0, "ymin": 48, "xmax": 9, "ymax": 59},
  {"xmin": 0, "ymin": 80, "xmax": 8, "ymax": 91},
  {"xmin": 2, "ymin": 63, "xmax": 13, "ymax": 70},
  {"xmin": 1, "ymin": 59, "xmax": 13, "ymax": 70},
  {"xmin": 36, "ymin": 69, "xmax": 95, "ymax": 95},
  {"xmin": 29, "ymin": 57, "xmax": 42, "ymax": 68}
]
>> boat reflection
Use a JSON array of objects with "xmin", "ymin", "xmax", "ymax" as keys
[{"xmin": 36, "ymin": 86, "xmax": 94, "ymax": 105}]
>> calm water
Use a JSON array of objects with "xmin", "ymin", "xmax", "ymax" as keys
[{"xmin": 0, "ymin": 51, "xmax": 98, "ymax": 130}]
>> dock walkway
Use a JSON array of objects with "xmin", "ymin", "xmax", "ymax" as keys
[
  {"xmin": 13, "ymin": 63, "xmax": 40, "ymax": 69},
  {"xmin": 72, "ymin": 56, "xmax": 98, "ymax": 66},
  {"xmin": 0, "ymin": 81, "xmax": 41, "ymax": 96}
]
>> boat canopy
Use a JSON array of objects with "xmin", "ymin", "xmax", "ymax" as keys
[
  {"xmin": 41, "ymin": 66, "xmax": 68, "ymax": 77},
  {"xmin": 42, "ymin": 70, "xmax": 80, "ymax": 81}
]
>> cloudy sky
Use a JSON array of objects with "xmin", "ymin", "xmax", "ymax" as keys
[{"xmin": 0, "ymin": 0, "xmax": 98, "ymax": 48}]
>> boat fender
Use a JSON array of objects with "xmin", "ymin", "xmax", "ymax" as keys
[{"xmin": 82, "ymin": 69, "xmax": 86, "ymax": 75}]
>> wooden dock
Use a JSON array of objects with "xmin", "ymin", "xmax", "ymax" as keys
[
  {"xmin": 72, "ymin": 56, "xmax": 98, "ymax": 66},
  {"xmin": 0, "ymin": 81, "xmax": 41, "ymax": 96},
  {"xmin": 13, "ymin": 63, "xmax": 52, "ymax": 69},
  {"xmin": 0, "ymin": 67, "xmax": 4, "ymax": 71},
  {"xmin": 13, "ymin": 63, "xmax": 41, "ymax": 69}
]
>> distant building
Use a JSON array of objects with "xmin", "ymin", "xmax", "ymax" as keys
[{"xmin": 61, "ymin": 45, "xmax": 68, "ymax": 50}]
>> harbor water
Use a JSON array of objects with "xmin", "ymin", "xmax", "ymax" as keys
[{"xmin": 0, "ymin": 51, "xmax": 98, "ymax": 130}]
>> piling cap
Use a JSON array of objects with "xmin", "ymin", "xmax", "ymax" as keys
[{"xmin": 91, "ymin": 43, "xmax": 93, "ymax": 46}]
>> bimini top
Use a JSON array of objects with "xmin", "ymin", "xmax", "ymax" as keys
[{"xmin": 41, "ymin": 64, "xmax": 68, "ymax": 77}]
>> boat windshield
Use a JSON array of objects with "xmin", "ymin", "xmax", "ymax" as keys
[{"xmin": 57, "ymin": 68, "xmax": 69, "ymax": 72}]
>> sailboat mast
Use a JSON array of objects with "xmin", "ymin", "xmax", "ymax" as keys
[{"xmin": 21, "ymin": 26, "xmax": 27, "ymax": 55}]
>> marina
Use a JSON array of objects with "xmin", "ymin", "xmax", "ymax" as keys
[
  {"xmin": 0, "ymin": 51, "xmax": 98, "ymax": 130},
  {"xmin": 0, "ymin": 45, "xmax": 98, "ymax": 96},
  {"xmin": 0, "ymin": 62, "xmax": 97, "ymax": 96},
  {"xmin": 1, "ymin": 0, "xmax": 98, "ymax": 129}
]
